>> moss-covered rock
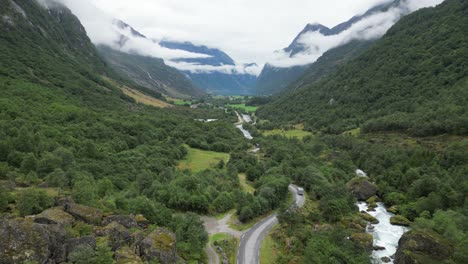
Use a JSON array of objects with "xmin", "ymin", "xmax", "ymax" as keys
[
  {"xmin": 350, "ymin": 232, "xmax": 373, "ymax": 252},
  {"xmin": 65, "ymin": 203, "xmax": 102, "ymax": 225},
  {"xmin": 360, "ymin": 212, "xmax": 379, "ymax": 224},
  {"xmin": 0, "ymin": 217, "xmax": 67, "ymax": 264},
  {"xmin": 395, "ymin": 230, "xmax": 454, "ymax": 264},
  {"xmin": 136, "ymin": 228, "xmax": 177, "ymax": 264},
  {"xmin": 366, "ymin": 196, "xmax": 379, "ymax": 211},
  {"xmin": 116, "ymin": 246, "xmax": 144, "ymax": 264},
  {"xmin": 390, "ymin": 215, "xmax": 411, "ymax": 227},
  {"xmin": 97, "ymin": 222, "xmax": 132, "ymax": 250},
  {"xmin": 66, "ymin": 235, "xmax": 96, "ymax": 258},
  {"xmin": 34, "ymin": 207, "xmax": 75, "ymax": 226},
  {"xmin": 135, "ymin": 214, "xmax": 150, "ymax": 229},
  {"xmin": 103, "ymin": 215, "xmax": 138, "ymax": 229},
  {"xmin": 346, "ymin": 177, "xmax": 378, "ymax": 201},
  {"xmin": 387, "ymin": 205, "xmax": 399, "ymax": 214}
]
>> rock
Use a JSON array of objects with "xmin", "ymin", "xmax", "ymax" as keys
[
  {"xmin": 103, "ymin": 215, "xmax": 138, "ymax": 229},
  {"xmin": 366, "ymin": 196, "xmax": 379, "ymax": 210},
  {"xmin": 135, "ymin": 214, "xmax": 150, "ymax": 229},
  {"xmin": 346, "ymin": 177, "xmax": 378, "ymax": 200},
  {"xmin": 374, "ymin": 245, "xmax": 386, "ymax": 251},
  {"xmin": 97, "ymin": 222, "xmax": 132, "ymax": 250},
  {"xmin": 350, "ymin": 233, "xmax": 373, "ymax": 252},
  {"xmin": 360, "ymin": 212, "xmax": 379, "ymax": 224},
  {"xmin": 390, "ymin": 215, "xmax": 411, "ymax": 227},
  {"xmin": 395, "ymin": 230, "xmax": 454, "ymax": 264},
  {"xmin": 65, "ymin": 203, "xmax": 103, "ymax": 225},
  {"xmin": 0, "ymin": 217, "xmax": 67, "ymax": 264},
  {"xmin": 66, "ymin": 235, "xmax": 96, "ymax": 257},
  {"xmin": 55, "ymin": 196, "xmax": 75, "ymax": 207},
  {"xmin": 35, "ymin": 207, "xmax": 75, "ymax": 226},
  {"xmin": 387, "ymin": 205, "xmax": 399, "ymax": 214},
  {"xmin": 136, "ymin": 228, "xmax": 177, "ymax": 264},
  {"xmin": 116, "ymin": 246, "xmax": 144, "ymax": 264},
  {"xmin": 381, "ymin": 256, "xmax": 392, "ymax": 263}
]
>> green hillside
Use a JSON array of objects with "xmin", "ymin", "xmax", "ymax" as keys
[
  {"xmin": 258, "ymin": 0, "xmax": 468, "ymax": 136},
  {"xmin": 98, "ymin": 45, "xmax": 205, "ymax": 98}
]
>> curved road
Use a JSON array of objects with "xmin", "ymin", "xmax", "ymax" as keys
[{"xmin": 237, "ymin": 184, "xmax": 305, "ymax": 264}]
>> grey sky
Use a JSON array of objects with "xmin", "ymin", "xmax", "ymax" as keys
[{"xmin": 89, "ymin": 0, "xmax": 392, "ymax": 64}]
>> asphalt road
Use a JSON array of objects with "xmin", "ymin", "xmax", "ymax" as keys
[{"xmin": 236, "ymin": 184, "xmax": 305, "ymax": 264}]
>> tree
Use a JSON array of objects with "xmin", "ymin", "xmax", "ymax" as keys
[
  {"xmin": 45, "ymin": 168, "xmax": 68, "ymax": 188},
  {"xmin": 17, "ymin": 188, "xmax": 53, "ymax": 216},
  {"xmin": 20, "ymin": 153, "xmax": 37, "ymax": 173}
]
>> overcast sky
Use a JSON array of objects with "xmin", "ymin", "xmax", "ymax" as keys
[{"xmin": 88, "ymin": 0, "xmax": 393, "ymax": 64}]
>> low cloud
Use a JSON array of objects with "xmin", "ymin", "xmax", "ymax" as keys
[
  {"xmin": 166, "ymin": 61, "xmax": 263, "ymax": 76},
  {"xmin": 268, "ymin": 0, "xmax": 444, "ymax": 68}
]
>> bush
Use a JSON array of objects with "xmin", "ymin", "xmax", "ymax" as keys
[{"xmin": 16, "ymin": 188, "xmax": 53, "ymax": 216}]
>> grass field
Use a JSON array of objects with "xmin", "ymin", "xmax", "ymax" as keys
[
  {"xmin": 121, "ymin": 87, "xmax": 172, "ymax": 108},
  {"xmin": 177, "ymin": 146, "xmax": 230, "ymax": 172},
  {"xmin": 262, "ymin": 129, "xmax": 312, "ymax": 139},
  {"xmin": 226, "ymin": 104, "xmax": 258, "ymax": 113},
  {"xmin": 260, "ymin": 226, "xmax": 279, "ymax": 264},
  {"xmin": 238, "ymin": 174, "xmax": 255, "ymax": 194}
]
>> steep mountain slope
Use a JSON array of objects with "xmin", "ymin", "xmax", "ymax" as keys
[
  {"xmin": 97, "ymin": 45, "xmax": 204, "ymax": 98},
  {"xmin": 99, "ymin": 20, "xmax": 205, "ymax": 98},
  {"xmin": 255, "ymin": 0, "xmax": 403, "ymax": 95},
  {"xmin": 160, "ymin": 41, "xmax": 257, "ymax": 95},
  {"xmin": 258, "ymin": 0, "xmax": 468, "ymax": 136}
]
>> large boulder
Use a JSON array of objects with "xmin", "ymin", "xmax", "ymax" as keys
[
  {"xmin": 136, "ymin": 228, "xmax": 177, "ymax": 264},
  {"xmin": 350, "ymin": 232, "xmax": 373, "ymax": 252},
  {"xmin": 0, "ymin": 217, "xmax": 67, "ymax": 264},
  {"xmin": 347, "ymin": 177, "xmax": 378, "ymax": 201},
  {"xmin": 390, "ymin": 215, "xmax": 411, "ymax": 227},
  {"xmin": 34, "ymin": 207, "xmax": 75, "ymax": 226},
  {"xmin": 103, "ymin": 215, "xmax": 138, "ymax": 229},
  {"xmin": 66, "ymin": 235, "xmax": 96, "ymax": 257},
  {"xmin": 65, "ymin": 203, "xmax": 103, "ymax": 225},
  {"xmin": 97, "ymin": 222, "xmax": 132, "ymax": 250},
  {"xmin": 395, "ymin": 230, "xmax": 454, "ymax": 264}
]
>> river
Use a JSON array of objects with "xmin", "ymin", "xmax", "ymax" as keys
[{"xmin": 357, "ymin": 202, "xmax": 409, "ymax": 263}]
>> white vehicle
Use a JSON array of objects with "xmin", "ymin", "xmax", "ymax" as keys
[{"xmin": 297, "ymin": 187, "xmax": 304, "ymax": 195}]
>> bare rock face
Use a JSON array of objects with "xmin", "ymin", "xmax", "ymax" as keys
[
  {"xmin": 346, "ymin": 177, "xmax": 378, "ymax": 201},
  {"xmin": 0, "ymin": 217, "xmax": 67, "ymax": 264},
  {"xmin": 65, "ymin": 203, "xmax": 103, "ymax": 225},
  {"xmin": 395, "ymin": 230, "xmax": 454, "ymax": 264},
  {"xmin": 34, "ymin": 207, "xmax": 75, "ymax": 226},
  {"xmin": 136, "ymin": 228, "xmax": 177, "ymax": 264},
  {"xmin": 103, "ymin": 215, "xmax": 138, "ymax": 229}
]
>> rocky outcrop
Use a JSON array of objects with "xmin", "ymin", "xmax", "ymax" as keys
[
  {"xmin": 136, "ymin": 228, "xmax": 177, "ymax": 264},
  {"xmin": 65, "ymin": 203, "xmax": 103, "ymax": 224},
  {"xmin": 0, "ymin": 217, "xmax": 67, "ymax": 264},
  {"xmin": 66, "ymin": 235, "xmax": 96, "ymax": 257},
  {"xmin": 103, "ymin": 215, "xmax": 138, "ymax": 228},
  {"xmin": 346, "ymin": 177, "xmax": 378, "ymax": 200},
  {"xmin": 135, "ymin": 214, "xmax": 150, "ymax": 229},
  {"xmin": 34, "ymin": 207, "xmax": 75, "ymax": 226},
  {"xmin": 390, "ymin": 215, "xmax": 411, "ymax": 227},
  {"xmin": 97, "ymin": 222, "xmax": 132, "ymax": 250},
  {"xmin": 395, "ymin": 230, "xmax": 454, "ymax": 264}
]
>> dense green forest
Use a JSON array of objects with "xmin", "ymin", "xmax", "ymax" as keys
[{"xmin": 258, "ymin": 0, "xmax": 468, "ymax": 136}]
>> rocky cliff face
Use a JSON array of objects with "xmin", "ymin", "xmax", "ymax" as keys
[
  {"xmin": 395, "ymin": 230, "xmax": 454, "ymax": 264},
  {"xmin": 0, "ymin": 201, "xmax": 179, "ymax": 264}
]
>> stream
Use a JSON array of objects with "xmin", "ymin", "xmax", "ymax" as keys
[{"xmin": 357, "ymin": 200, "xmax": 409, "ymax": 263}]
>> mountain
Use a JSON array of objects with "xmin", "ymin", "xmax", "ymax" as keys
[
  {"xmin": 160, "ymin": 40, "xmax": 257, "ymax": 95},
  {"xmin": 98, "ymin": 20, "xmax": 205, "ymax": 98},
  {"xmin": 97, "ymin": 45, "xmax": 204, "ymax": 98},
  {"xmin": 255, "ymin": 0, "xmax": 403, "ymax": 95},
  {"xmin": 258, "ymin": 0, "xmax": 468, "ymax": 136}
]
